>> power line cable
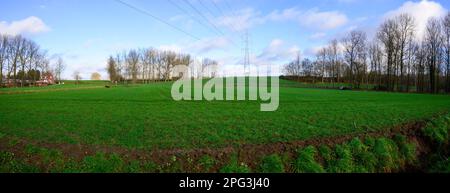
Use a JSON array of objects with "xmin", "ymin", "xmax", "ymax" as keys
[
  {"xmin": 166, "ymin": 0, "xmax": 222, "ymax": 36},
  {"xmin": 224, "ymin": 0, "xmax": 240, "ymax": 18},
  {"xmin": 115, "ymin": 0, "xmax": 201, "ymax": 40},
  {"xmin": 183, "ymin": 0, "xmax": 238, "ymax": 47},
  {"xmin": 182, "ymin": 0, "xmax": 225, "ymax": 36},
  {"xmin": 208, "ymin": 0, "xmax": 240, "ymax": 32},
  {"xmin": 210, "ymin": 0, "xmax": 226, "ymax": 16}
]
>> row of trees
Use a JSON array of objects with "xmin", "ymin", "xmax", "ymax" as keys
[
  {"xmin": 284, "ymin": 13, "xmax": 450, "ymax": 93},
  {"xmin": 0, "ymin": 34, "xmax": 65, "ymax": 87},
  {"xmin": 106, "ymin": 48, "xmax": 218, "ymax": 83}
]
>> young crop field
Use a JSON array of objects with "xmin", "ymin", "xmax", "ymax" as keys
[
  {"xmin": 0, "ymin": 80, "xmax": 450, "ymax": 172},
  {"xmin": 1, "ymin": 79, "xmax": 450, "ymax": 149},
  {"xmin": 4, "ymin": 1, "xmax": 450, "ymax": 190},
  {"xmin": 1, "ymin": 79, "xmax": 450, "ymax": 173}
]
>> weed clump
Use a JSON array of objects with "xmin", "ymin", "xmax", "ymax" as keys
[
  {"xmin": 328, "ymin": 144, "xmax": 354, "ymax": 173},
  {"xmin": 198, "ymin": 155, "xmax": 216, "ymax": 172},
  {"xmin": 294, "ymin": 146, "xmax": 324, "ymax": 173},
  {"xmin": 373, "ymin": 138, "xmax": 400, "ymax": 172},
  {"xmin": 423, "ymin": 116, "xmax": 450, "ymax": 144},
  {"xmin": 348, "ymin": 138, "xmax": 377, "ymax": 173},
  {"xmin": 259, "ymin": 154, "xmax": 285, "ymax": 173}
]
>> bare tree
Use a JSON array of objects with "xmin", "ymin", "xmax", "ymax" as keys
[
  {"xmin": 424, "ymin": 18, "xmax": 443, "ymax": 93},
  {"xmin": 54, "ymin": 57, "xmax": 65, "ymax": 84},
  {"xmin": 396, "ymin": 14, "xmax": 416, "ymax": 91},
  {"xmin": 73, "ymin": 71, "xmax": 81, "ymax": 84},
  {"xmin": 378, "ymin": 19, "xmax": 398, "ymax": 91},
  {"xmin": 342, "ymin": 30, "xmax": 367, "ymax": 88},
  {"xmin": 368, "ymin": 40, "xmax": 383, "ymax": 89},
  {"xmin": 0, "ymin": 35, "xmax": 9, "ymax": 86},
  {"xmin": 328, "ymin": 39, "xmax": 341, "ymax": 83},
  {"xmin": 126, "ymin": 49, "xmax": 140, "ymax": 84},
  {"xmin": 283, "ymin": 53, "xmax": 302, "ymax": 79},
  {"xmin": 443, "ymin": 13, "xmax": 450, "ymax": 93}
]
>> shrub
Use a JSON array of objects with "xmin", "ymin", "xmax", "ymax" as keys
[
  {"xmin": 259, "ymin": 154, "xmax": 285, "ymax": 173},
  {"xmin": 423, "ymin": 118, "xmax": 449, "ymax": 144},
  {"xmin": 294, "ymin": 146, "xmax": 325, "ymax": 173}
]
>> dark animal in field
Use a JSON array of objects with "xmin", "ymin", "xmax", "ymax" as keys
[
  {"xmin": 105, "ymin": 85, "xmax": 111, "ymax": 88},
  {"xmin": 339, "ymin": 86, "xmax": 352, "ymax": 90}
]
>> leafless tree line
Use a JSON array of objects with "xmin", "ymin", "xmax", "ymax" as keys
[
  {"xmin": 284, "ymin": 13, "xmax": 450, "ymax": 93},
  {"xmin": 106, "ymin": 48, "xmax": 218, "ymax": 84},
  {"xmin": 0, "ymin": 34, "xmax": 65, "ymax": 87}
]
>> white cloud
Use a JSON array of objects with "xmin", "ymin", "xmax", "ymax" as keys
[
  {"xmin": 300, "ymin": 9, "xmax": 348, "ymax": 30},
  {"xmin": 0, "ymin": 16, "xmax": 50, "ymax": 36},
  {"xmin": 211, "ymin": 39, "xmax": 300, "ymax": 77},
  {"xmin": 191, "ymin": 37, "xmax": 231, "ymax": 54},
  {"xmin": 256, "ymin": 39, "xmax": 300, "ymax": 64},
  {"xmin": 216, "ymin": 7, "xmax": 348, "ymax": 31},
  {"xmin": 267, "ymin": 8, "xmax": 349, "ymax": 30},
  {"xmin": 159, "ymin": 36, "xmax": 231, "ymax": 55},
  {"xmin": 384, "ymin": 0, "xmax": 447, "ymax": 39},
  {"xmin": 309, "ymin": 32, "xmax": 327, "ymax": 40},
  {"xmin": 216, "ymin": 8, "xmax": 265, "ymax": 31}
]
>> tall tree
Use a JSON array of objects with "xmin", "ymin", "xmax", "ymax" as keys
[
  {"xmin": 424, "ymin": 18, "xmax": 443, "ymax": 93},
  {"xmin": 54, "ymin": 57, "xmax": 65, "ymax": 83},
  {"xmin": 126, "ymin": 49, "xmax": 140, "ymax": 84},
  {"xmin": 378, "ymin": 19, "xmax": 398, "ymax": 91},
  {"xmin": 443, "ymin": 12, "xmax": 450, "ymax": 93},
  {"xmin": 73, "ymin": 71, "xmax": 81, "ymax": 84},
  {"xmin": 368, "ymin": 40, "xmax": 383, "ymax": 89},
  {"xmin": 396, "ymin": 14, "xmax": 415, "ymax": 92},
  {"xmin": 107, "ymin": 56, "xmax": 117, "ymax": 83},
  {"xmin": 342, "ymin": 30, "xmax": 367, "ymax": 88},
  {"xmin": 328, "ymin": 39, "xmax": 341, "ymax": 83},
  {"xmin": 0, "ymin": 35, "xmax": 8, "ymax": 86}
]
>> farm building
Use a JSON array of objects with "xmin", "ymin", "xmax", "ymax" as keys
[{"xmin": 36, "ymin": 72, "xmax": 55, "ymax": 86}]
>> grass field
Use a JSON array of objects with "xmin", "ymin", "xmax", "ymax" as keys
[
  {"xmin": 1, "ymin": 79, "xmax": 450, "ymax": 151},
  {"xmin": 0, "ymin": 81, "xmax": 109, "ymax": 94}
]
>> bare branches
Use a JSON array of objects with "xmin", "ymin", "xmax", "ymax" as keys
[
  {"xmin": 282, "ymin": 12, "xmax": 450, "ymax": 94},
  {"xmin": 106, "ymin": 48, "xmax": 205, "ymax": 84},
  {"xmin": 0, "ymin": 34, "xmax": 53, "ymax": 87}
]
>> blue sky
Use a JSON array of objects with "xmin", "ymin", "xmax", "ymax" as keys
[{"xmin": 1, "ymin": 0, "xmax": 449, "ymax": 79}]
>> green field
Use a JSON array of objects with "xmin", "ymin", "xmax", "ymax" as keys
[
  {"xmin": 1, "ymin": 79, "xmax": 450, "ymax": 151},
  {"xmin": 0, "ymin": 81, "xmax": 108, "ymax": 94}
]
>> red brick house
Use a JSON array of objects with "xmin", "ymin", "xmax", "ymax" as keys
[{"xmin": 36, "ymin": 72, "xmax": 55, "ymax": 86}]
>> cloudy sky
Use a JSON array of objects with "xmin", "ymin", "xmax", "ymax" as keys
[{"xmin": 1, "ymin": 0, "xmax": 449, "ymax": 79}]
